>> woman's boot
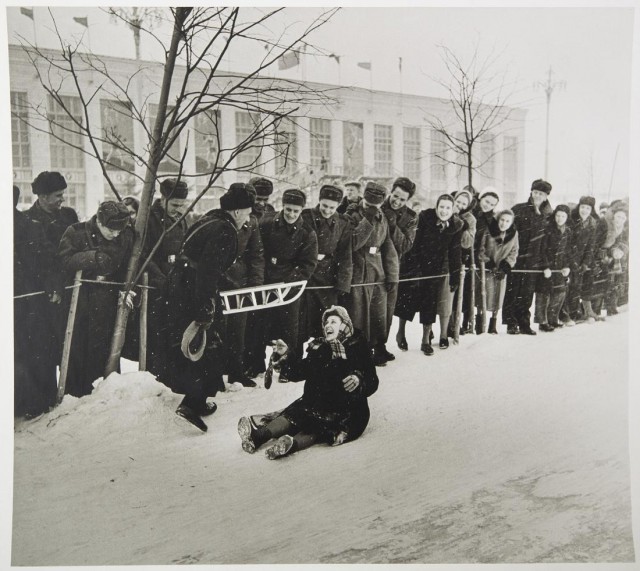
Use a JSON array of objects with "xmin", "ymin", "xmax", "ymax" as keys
[{"xmin": 488, "ymin": 317, "xmax": 498, "ymax": 334}]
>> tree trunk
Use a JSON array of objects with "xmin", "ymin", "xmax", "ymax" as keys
[{"xmin": 104, "ymin": 8, "xmax": 192, "ymax": 376}]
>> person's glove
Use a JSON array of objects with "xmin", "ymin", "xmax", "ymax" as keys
[
  {"xmin": 119, "ymin": 289, "xmax": 137, "ymax": 309},
  {"xmin": 449, "ymin": 281, "xmax": 459, "ymax": 293},
  {"xmin": 383, "ymin": 208, "xmax": 397, "ymax": 228},
  {"xmin": 95, "ymin": 251, "xmax": 114, "ymax": 273},
  {"xmin": 48, "ymin": 291, "xmax": 62, "ymax": 304},
  {"xmin": 271, "ymin": 339, "xmax": 289, "ymax": 356},
  {"xmin": 498, "ymin": 260, "xmax": 512, "ymax": 275},
  {"xmin": 543, "ymin": 268, "xmax": 552, "ymax": 279},
  {"xmin": 342, "ymin": 374, "xmax": 361, "ymax": 393},
  {"xmin": 612, "ymin": 247, "xmax": 624, "ymax": 260},
  {"xmin": 561, "ymin": 267, "xmax": 571, "ymax": 277},
  {"xmin": 385, "ymin": 281, "xmax": 396, "ymax": 293},
  {"xmin": 580, "ymin": 263, "xmax": 590, "ymax": 274}
]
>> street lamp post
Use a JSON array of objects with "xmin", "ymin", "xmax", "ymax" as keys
[{"xmin": 535, "ymin": 67, "xmax": 565, "ymax": 179}]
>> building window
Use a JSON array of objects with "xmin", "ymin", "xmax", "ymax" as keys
[
  {"xmin": 310, "ymin": 118, "xmax": 331, "ymax": 172},
  {"xmin": 11, "ymin": 91, "xmax": 32, "ymax": 208},
  {"xmin": 275, "ymin": 118, "xmax": 298, "ymax": 176},
  {"xmin": 503, "ymin": 136, "xmax": 518, "ymax": 192},
  {"xmin": 374, "ymin": 124, "xmax": 393, "ymax": 176},
  {"xmin": 100, "ymin": 100, "xmax": 137, "ymax": 196},
  {"xmin": 235, "ymin": 111, "xmax": 262, "ymax": 173},
  {"xmin": 48, "ymin": 95, "xmax": 86, "ymax": 214},
  {"xmin": 479, "ymin": 137, "xmax": 496, "ymax": 187},
  {"xmin": 343, "ymin": 121, "xmax": 363, "ymax": 178},
  {"xmin": 430, "ymin": 130, "xmax": 447, "ymax": 190},
  {"xmin": 403, "ymin": 126, "xmax": 421, "ymax": 183},
  {"xmin": 454, "ymin": 131, "xmax": 468, "ymax": 189},
  {"xmin": 194, "ymin": 110, "xmax": 220, "ymax": 174},
  {"xmin": 149, "ymin": 103, "xmax": 182, "ymax": 175}
]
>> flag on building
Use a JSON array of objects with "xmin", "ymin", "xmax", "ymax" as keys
[
  {"xmin": 73, "ymin": 16, "xmax": 88, "ymax": 27},
  {"xmin": 329, "ymin": 54, "xmax": 341, "ymax": 64},
  {"xmin": 278, "ymin": 51, "xmax": 299, "ymax": 70},
  {"xmin": 20, "ymin": 7, "xmax": 34, "ymax": 20},
  {"xmin": 357, "ymin": 61, "xmax": 371, "ymax": 71}
]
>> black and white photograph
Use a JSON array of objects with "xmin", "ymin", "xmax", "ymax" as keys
[{"xmin": 3, "ymin": 2, "xmax": 638, "ymax": 567}]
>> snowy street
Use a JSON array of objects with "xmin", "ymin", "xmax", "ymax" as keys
[{"xmin": 12, "ymin": 311, "xmax": 633, "ymax": 565}]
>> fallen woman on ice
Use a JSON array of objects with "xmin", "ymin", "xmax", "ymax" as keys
[{"xmin": 237, "ymin": 305, "xmax": 379, "ymax": 459}]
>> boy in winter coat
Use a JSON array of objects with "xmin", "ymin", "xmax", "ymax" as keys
[
  {"xmin": 534, "ymin": 204, "xmax": 572, "ymax": 331},
  {"xmin": 237, "ymin": 306, "xmax": 379, "ymax": 460},
  {"xmin": 477, "ymin": 209, "xmax": 519, "ymax": 334}
]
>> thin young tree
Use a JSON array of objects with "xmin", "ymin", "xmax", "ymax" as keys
[
  {"xmin": 425, "ymin": 44, "xmax": 518, "ymax": 191},
  {"xmin": 14, "ymin": 6, "xmax": 338, "ymax": 376}
]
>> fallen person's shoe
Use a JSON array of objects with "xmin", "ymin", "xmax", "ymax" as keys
[
  {"xmin": 176, "ymin": 404, "xmax": 208, "ymax": 432},
  {"xmin": 265, "ymin": 434, "xmax": 295, "ymax": 459},
  {"xmin": 238, "ymin": 416, "xmax": 259, "ymax": 453}
]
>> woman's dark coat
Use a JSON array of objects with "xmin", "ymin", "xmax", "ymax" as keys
[
  {"xmin": 535, "ymin": 220, "xmax": 572, "ymax": 295},
  {"xmin": 280, "ymin": 329, "xmax": 379, "ymax": 444}
]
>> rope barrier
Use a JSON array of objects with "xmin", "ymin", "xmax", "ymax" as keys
[{"xmin": 11, "ymin": 267, "xmax": 571, "ymax": 299}]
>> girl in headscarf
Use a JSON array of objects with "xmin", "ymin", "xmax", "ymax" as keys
[{"xmin": 237, "ymin": 306, "xmax": 379, "ymax": 459}]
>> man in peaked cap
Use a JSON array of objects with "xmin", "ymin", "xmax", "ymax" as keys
[
  {"xmin": 337, "ymin": 180, "xmax": 363, "ymax": 214},
  {"xmin": 58, "ymin": 200, "xmax": 134, "ymax": 398},
  {"xmin": 344, "ymin": 181, "xmax": 399, "ymax": 366},
  {"xmin": 379, "ymin": 177, "xmax": 418, "ymax": 362},
  {"xmin": 298, "ymin": 184, "xmax": 353, "ymax": 352},
  {"xmin": 22, "ymin": 171, "xmax": 80, "ymax": 409},
  {"xmin": 502, "ymin": 178, "xmax": 553, "ymax": 336},
  {"xmin": 164, "ymin": 183, "xmax": 254, "ymax": 431},
  {"xmin": 244, "ymin": 187, "xmax": 318, "ymax": 380}
]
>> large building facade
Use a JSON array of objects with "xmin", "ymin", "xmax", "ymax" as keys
[{"xmin": 10, "ymin": 44, "xmax": 527, "ymax": 219}]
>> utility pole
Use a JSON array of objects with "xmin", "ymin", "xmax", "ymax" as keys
[{"xmin": 535, "ymin": 67, "xmax": 565, "ymax": 179}]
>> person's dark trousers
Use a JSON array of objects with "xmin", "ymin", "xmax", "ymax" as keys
[
  {"xmin": 559, "ymin": 273, "xmax": 583, "ymax": 322},
  {"xmin": 243, "ymin": 309, "xmax": 267, "ymax": 375},
  {"xmin": 384, "ymin": 282, "xmax": 399, "ymax": 341},
  {"xmin": 224, "ymin": 311, "xmax": 248, "ymax": 382},
  {"xmin": 502, "ymin": 272, "xmax": 536, "ymax": 328}
]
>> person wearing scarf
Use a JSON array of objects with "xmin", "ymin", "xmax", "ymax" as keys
[
  {"xmin": 600, "ymin": 201, "xmax": 629, "ymax": 316},
  {"xmin": 237, "ymin": 305, "xmax": 379, "ymax": 460},
  {"xmin": 477, "ymin": 209, "xmax": 519, "ymax": 334}
]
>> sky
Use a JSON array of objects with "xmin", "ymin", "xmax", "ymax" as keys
[{"xmin": 3, "ymin": 4, "xmax": 636, "ymax": 206}]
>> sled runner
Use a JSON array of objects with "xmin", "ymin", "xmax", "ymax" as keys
[{"xmin": 219, "ymin": 280, "xmax": 308, "ymax": 315}]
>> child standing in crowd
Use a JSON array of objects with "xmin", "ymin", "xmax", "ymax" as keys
[
  {"xmin": 534, "ymin": 204, "xmax": 572, "ymax": 332},
  {"xmin": 477, "ymin": 209, "xmax": 519, "ymax": 334}
]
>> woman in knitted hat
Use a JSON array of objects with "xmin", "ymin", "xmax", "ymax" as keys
[
  {"xmin": 237, "ymin": 305, "xmax": 379, "ymax": 459},
  {"xmin": 477, "ymin": 209, "xmax": 519, "ymax": 334},
  {"xmin": 533, "ymin": 204, "xmax": 572, "ymax": 331},
  {"xmin": 600, "ymin": 200, "xmax": 629, "ymax": 316}
]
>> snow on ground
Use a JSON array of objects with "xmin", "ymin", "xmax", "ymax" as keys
[{"xmin": 12, "ymin": 312, "xmax": 633, "ymax": 565}]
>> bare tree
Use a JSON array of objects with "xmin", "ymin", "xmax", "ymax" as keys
[
  {"xmin": 15, "ymin": 7, "xmax": 338, "ymax": 375},
  {"xmin": 425, "ymin": 44, "xmax": 518, "ymax": 191}
]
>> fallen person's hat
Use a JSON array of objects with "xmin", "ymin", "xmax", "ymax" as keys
[{"xmin": 181, "ymin": 321, "xmax": 207, "ymax": 361}]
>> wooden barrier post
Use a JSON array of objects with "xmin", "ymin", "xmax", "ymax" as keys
[
  {"xmin": 453, "ymin": 266, "xmax": 466, "ymax": 345},
  {"xmin": 57, "ymin": 270, "xmax": 82, "ymax": 405},
  {"xmin": 479, "ymin": 259, "xmax": 487, "ymax": 333},
  {"xmin": 469, "ymin": 249, "xmax": 476, "ymax": 334},
  {"xmin": 139, "ymin": 273, "xmax": 148, "ymax": 371}
]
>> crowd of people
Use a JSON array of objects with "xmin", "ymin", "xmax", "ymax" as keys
[{"xmin": 13, "ymin": 170, "xmax": 629, "ymax": 457}]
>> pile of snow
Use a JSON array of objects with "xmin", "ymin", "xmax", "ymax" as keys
[{"xmin": 12, "ymin": 312, "xmax": 634, "ymax": 565}]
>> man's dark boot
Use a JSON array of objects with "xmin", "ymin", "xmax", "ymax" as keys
[{"xmin": 488, "ymin": 317, "xmax": 498, "ymax": 334}]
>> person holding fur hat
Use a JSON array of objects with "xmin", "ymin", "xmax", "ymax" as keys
[
  {"xmin": 379, "ymin": 177, "xmax": 418, "ymax": 360},
  {"xmin": 344, "ymin": 181, "xmax": 399, "ymax": 366},
  {"xmin": 477, "ymin": 209, "xmax": 519, "ymax": 334},
  {"xmin": 164, "ymin": 183, "xmax": 255, "ymax": 431},
  {"xmin": 244, "ymin": 188, "xmax": 318, "ymax": 379},
  {"xmin": 337, "ymin": 180, "xmax": 363, "ymax": 214},
  {"xmin": 298, "ymin": 184, "xmax": 353, "ymax": 351},
  {"xmin": 502, "ymin": 179, "xmax": 553, "ymax": 335},
  {"xmin": 249, "ymin": 176, "xmax": 275, "ymax": 219},
  {"xmin": 58, "ymin": 201, "xmax": 134, "ymax": 397},
  {"xmin": 237, "ymin": 305, "xmax": 378, "ymax": 460},
  {"xmin": 132, "ymin": 178, "xmax": 192, "ymax": 380},
  {"xmin": 533, "ymin": 204, "xmax": 572, "ymax": 331},
  {"xmin": 558, "ymin": 196, "xmax": 597, "ymax": 325}
]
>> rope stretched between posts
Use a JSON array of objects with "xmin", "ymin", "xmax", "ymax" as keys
[{"xmin": 13, "ymin": 278, "xmax": 155, "ymax": 300}]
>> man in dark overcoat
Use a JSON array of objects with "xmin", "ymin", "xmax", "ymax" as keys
[
  {"xmin": 502, "ymin": 179, "xmax": 553, "ymax": 335},
  {"xmin": 135, "ymin": 178, "xmax": 191, "ymax": 381},
  {"xmin": 337, "ymin": 180, "xmax": 362, "ymax": 214},
  {"xmin": 165, "ymin": 183, "xmax": 254, "ymax": 431},
  {"xmin": 22, "ymin": 172, "xmax": 79, "ymax": 405},
  {"xmin": 344, "ymin": 182, "xmax": 399, "ymax": 366},
  {"xmin": 221, "ymin": 184, "xmax": 265, "ymax": 388},
  {"xmin": 298, "ymin": 184, "xmax": 353, "ymax": 350},
  {"xmin": 247, "ymin": 188, "xmax": 318, "ymax": 378},
  {"xmin": 58, "ymin": 201, "xmax": 133, "ymax": 398},
  {"xmin": 13, "ymin": 185, "xmax": 55, "ymax": 417},
  {"xmin": 379, "ymin": 177, "xmax": 418, "ymax": 362}
]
